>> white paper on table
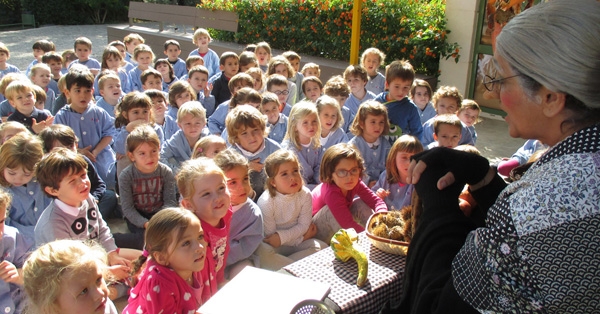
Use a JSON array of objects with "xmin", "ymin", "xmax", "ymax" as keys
[{"xmin": 199, "ymin": 266, "xmax": 331, "ymax": 314}]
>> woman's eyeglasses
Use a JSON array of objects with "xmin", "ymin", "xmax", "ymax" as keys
[
  {"xmin": 334, "ymin": 167, "xmax": 361, "ymax": 178},
  {"xmin": 483, "ymin": 74, "xmax": 521, "ymax": 91}
]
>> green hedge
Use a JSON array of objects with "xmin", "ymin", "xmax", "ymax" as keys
[
  {"xmin": 23, "ymin": 0, "xmax": 128, "ymax": 25},
  {"xmin": 199, "ymin": 0, "xmax": 459, "ymax": 76}
]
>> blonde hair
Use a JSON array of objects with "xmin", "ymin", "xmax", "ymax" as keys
[
  {"xmin": 361, "ymin": 47, "xmax": 386, "ymax": 68},
  {"xmin": 129, "ymin": 207, "xmax": 200, "ymax": 285},
  {"xmin": 320, "ymin": 143, "xmax": 365, "ymax": 183},
  {"xmin": 0, "ymin": 121, "xmax": 28, "ymax": 144},
  {"xmin": 432, "ymin": 85, "xmax": 463, "ymax": 111},
  {"xmin": 29, "ymin": 63, "xmax": 51, "ymax": 80},
  {"xmin": 300, "ymin": 63, "xmax": 320, "ymax": 77},
  {"xmin": 245, "ymin": 67, "xmax": 264, "ymax": 90},
  {"xmin": 192, "ymin": 28, "xmax": 212, "ymax": 44},
  {"xmin": 385, "ymin": 135, "xmax": 423, "ymax": 184},
  {"xmin": 213, "ymin": 148, "xmax": 249, "ymax": 173},
  {"xmin": 124, "ymin": 33, "xmax": 145, "ymax": 44},
  {"xmin": 4, "ymin": 80, "xmax": 35, "ymax": 100},
  {"xmin": 315, "ymin": 95, "xmax": 343, "ymax": 130},
  {"xmin": 285, "ymin": 101, "xmax": 321, "ymax": 149},
  {"xmin": 114, "ymin": 91, "xmax": 154, "ymax": 128},
  {"xmin": 97, "ymin": 70, "xmax": 120, "ymax": 90},
  {"xmin": 192, "ymin": 135, "xmax": 226, "ymax": 159},
  {"xmin": 176, "ymin": 101, "xmax": 207, "ymax": 123},
  {"xmin": 0, "ymin": 188, "xmax": 12, "ymax": 212},
  {"xmin": 133, "ymin": 44, "xmax": 155, "ymax": 62},
  {"xmin": 0, "ymin": 72, "xmax": 29, "ymax": 95},
  {"xmin": 323, "ymin": 75, "xmax": 350, "ymax": 98},
  {"xmin": 350, "ymin": 100, "xmax": 390, "ymax": 137},
  {"xmin": 23, "ymin": 239, "xmax": 108, "ymax": 314},
  {"xmin": 264, "ymin": 149, "xmax": 302, "ymax": 197},
  {"xmin": 0, "ymin": 133, "xmax": 44, "ymax": 187},
  {"xmin": 226, "ymin": 105, "xmax": 267, "ymax": 145},
  {"xmin": 176, "ymin": 157, "xmax": 225, "ymax": 200},
  {"xmin": 126, "ymin": 123, "xmax": 160, "ymax": 153}
]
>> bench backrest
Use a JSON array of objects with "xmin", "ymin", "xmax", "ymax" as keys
[{"xmin": 128, "ymin": 2, "xmax": 238, "ymax": 32}]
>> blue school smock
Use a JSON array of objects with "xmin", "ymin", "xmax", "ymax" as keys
[
  {"xmin": 321, "ymin": 127, "xmax": 348, "ymax": 151},
  {"xmin": 348, "ymin": 135, "xmax": 391, "ymax": 183},
  {"xmin": 189, "ymin": 48, "xmax": 220, "ymax": 78},
  {"xmin": 267, "ymin": 113, "xmax": 288, "ymax": 144},
  {"xmin": 160, "ymin": 129, "xmax": 207, "ymax": 172},
  {"xmin": 53, "ymin": 104, "xmax": 117, "ymax": 187},
  {"xmin": 128, "ymin": 67, "xmax": 145, "ymax": 92},
  {"xmin": 160, "ymin": 115, "xmax": 180, "ymax": 141},
  {"xmin": 282, "ymin": 139, "xmax": 323, "ymax": 190},
  {"xmin": 171, "ymin": 58, "xmax": 187, "ymax": 79},
  {"xmin": 366, "ymin": 72, "xmax": 385, "ymax": 96},
  {"xmin": 372, "ymin": 170, "xmax": 414, "ymax": 211},
  {"xmin": 95, "ymin": 97, "xmax": 118, "ymax": 118},
  {"xmin": 6, "ymin": 180, "xmax": 52, "ymax": 247},
  {"xmin": 0, "ymin": 225, "xmax": 30, "ymax": 314},
  {"xmin": 344, "ymin": 90, "xmax": 376, "ymax": 117},
  {"xmin": 207, "ymin": 101, "xmax": 230, "ymax": 134}
]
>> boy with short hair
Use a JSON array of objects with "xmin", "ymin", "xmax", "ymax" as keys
[
  {"xmin": 41, "ymin": 52, "xmax": 62, "ymax": 95},
  {"xmin": 207, "ymin": 72, "xmax": 254, "ymax": 135},
  {"xmin": 265, "ymin": 74, "xmax": 293, "ymax": 116},
  {"xmin": 187, "ymin": 65, "xmax": 216, "ymax": 117},
  {"xmin": 260, "ymin": 92, "xmax": 288, "ymax": 144},
  {"xmin": 69, "ymin": 37, "xmax": 101, "ymax": 76},
  {"xmin": 163, "ymin": 39, "xmax": 186, "ymax": 79},
  {"xmin": 282, "ymin": 51, "xmax": 304, "ymax": 101},
  {"xmin": 160, "ymin": 101, "xmax": 208, "ymax": 173},
  {"xmin": 5, "ymin": 81, "xmax": 53, "ymax": 134},
  {"xmin": 145, "ymin": 89, "xmax": 178, "ymax": 141},
  {"xmin": 25, "ymin": 40, "xmax": 55, "ymax": 77},
  {"xmin": 361, "ymin": 47, "xmax": 386, "ymax": 95},
  {"xmin": 189, "ymin": 28, "xmax": 220, "ymax": 77},
  {"xmin": 38, "ymin": 124, "xmax": 120, "ymax": 219},
  {"xmin": 28, "ymin": 63, "xmax": 54, "ymax": 111},
  {"xmin": 33, "ymin": 148, "xmax": 130, "ymax": 283},
  {"xmin": 301, "ymin": 62, "xmax": 320, "ymax": 78},
  {"xmin": 457, "ymin": 99, "xmax": 482, "ymax": 144},
  {"xmin": 53, "ymin": 69, "xmax": 117, "ymax": 188},
  {"xmin": 179, "ymin": 55, "xmax": 204, "ymax": 81},
  {"xmin": 430, "ymin": 114, "xmax": 463, "ymax": 149},
  {"xmin": 97, "ymin": 72, "xmax": 122, "ymax": 117},
  {"xmin": 343, "ymin": 65, "xmax": 376, "ymax": 116},
  {"xmin": 323, "ymin": 75, "xmax": 353, "ymax": 133},
  {"xmin": 374, "ymin": 60, "xmax": 423, "ymax": 143},
  {"xmin": 123, "ymin": 33, "xmax": 145, "ymax": 65},
  {"xmin": 210, "ymin": 52, "xmax": 240, "ymax": 105},
  {"xmin": 140, "ymin": 68, "xmax": 163, "ymax": 91},
  {"xmin": 226, "ymin": 105, "xmax": 281, "ymax": 198},
  {"xmin": 301, "ymin": 76, "xmax": 323, "ymax": 103},
  {"xmin": 420, "ymin": 85, "xmax": 473, "ymax": 147},
  {"xmin": 0, "ymin": 42, "xmax": 21, "ymax": 92}
]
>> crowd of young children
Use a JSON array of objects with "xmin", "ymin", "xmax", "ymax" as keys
[{"xmin": 0, "ymin": 29, "xmax": 492, "ymax": 313}]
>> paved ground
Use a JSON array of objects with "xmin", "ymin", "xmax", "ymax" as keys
[{"xmin": 1, "ymin": 24, "xmax": 525, "ymax": 162}]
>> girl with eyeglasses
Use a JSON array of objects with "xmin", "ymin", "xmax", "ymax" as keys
[
  {"xmin": 372, "ymin": 135, "xmax": 423, "ymax": 211},
  {"xmin": 311, "ymin": 143, "xmax": 387, "ymax": 243}
]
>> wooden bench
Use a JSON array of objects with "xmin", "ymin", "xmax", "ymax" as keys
[{"xmin": 107, "ymin": 1, "xmax": 349, "ymax": 81}]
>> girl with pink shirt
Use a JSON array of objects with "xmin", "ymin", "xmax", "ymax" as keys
[{"xmin": 311, "ymin": 143, "xmax": 387, "ymax": 243}]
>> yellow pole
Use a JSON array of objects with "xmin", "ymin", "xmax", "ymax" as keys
[{"xmin": 349, "ymin": 0, "xmax": 362, "ymax": 65}]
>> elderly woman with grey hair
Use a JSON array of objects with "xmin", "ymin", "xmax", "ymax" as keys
[{"xmin": 380, "ymin": 1, "xmax": 600, "ymax": 313}]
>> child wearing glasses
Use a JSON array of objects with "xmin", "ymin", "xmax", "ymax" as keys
[
  {"xmin": 311, "ymin": 143, "xmax": 387, "ymax": 243},
  {"xmin": 266, "ymin": 74, "xmax": 292, "ymax": 116}
]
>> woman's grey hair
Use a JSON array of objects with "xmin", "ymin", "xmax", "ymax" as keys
[{"xmin": 495, "ymin": 0, "xmax": 600, "ymax": 110}]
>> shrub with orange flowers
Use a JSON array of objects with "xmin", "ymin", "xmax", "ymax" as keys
[{"xmin": 195, "ymin": 0, "xmax": 459, "ymax": 76}]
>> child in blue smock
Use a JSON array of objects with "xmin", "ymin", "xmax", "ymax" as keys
[
  {"xmin": 188, "ymin": 28, "xmax": 220, "ymax": 78},
  {"xmin": 372, "ymin": 135, "xmax": 423, "ymax": 210},
  {"xmin": 316, "ymin": 95, "xmax": 348, "ymax": 150},
  {"xmin": 260, "ymin": 92, "xmax": 288, "ymax": 144},
  {"xmin": 282, "ymin": 101, "xmax": 323, "ymax": 190},
  {"xmin": 53, "ymin": 69, "xmax": 117, "ymax": 188},
  {"xmin": 0, "ymin": 189, "xmax": 32, "ymax": 314},
  {"xmin": 160, "ymin": 101, "xmax": 208, "ymax": 173},
  {"xmin": 127, "ymin": 44, "xmax": 155, "ymax": 92},
  {"xmin": 348, "ymin": 100, "xmax": 391, "ymax": 188},
  {"xmin": 226, "ymin": 105, "xmax": 282, "ymax": 200},
  {"xmin": 0, "ymin": 134, "xmax": 51, "ymax": 247}
]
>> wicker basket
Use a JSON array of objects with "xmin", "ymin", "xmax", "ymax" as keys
[{"xmin": 366, "ymin": 212, "xmax": 410, "ymax": 256}]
